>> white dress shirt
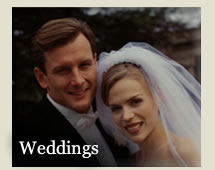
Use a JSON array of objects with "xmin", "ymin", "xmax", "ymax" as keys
[{"xmin": 47, "ymin": 94, "xmax": 117, "ymax": 166}]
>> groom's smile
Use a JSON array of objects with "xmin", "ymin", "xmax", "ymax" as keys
[{"xmin": 68, "ymin": 87, "xmax": 89, "ymax": 99}]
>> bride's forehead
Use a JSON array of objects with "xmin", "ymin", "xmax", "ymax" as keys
[
  {"xmin": 108, "ymin": 78, "xmax": 153, "ymax": 105},
  {"xmin": 110, "ymin": 76, "xmax": 151, "ymax": 95}
]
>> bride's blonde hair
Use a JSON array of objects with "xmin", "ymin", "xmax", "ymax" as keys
[{"xmin": 101, "ymin": 62, "xmax": 149, "ymax": 105}]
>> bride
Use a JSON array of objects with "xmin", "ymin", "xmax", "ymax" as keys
[{"xmin": 96, "ymin": 42, "xmax": 201, "ymax": 167}]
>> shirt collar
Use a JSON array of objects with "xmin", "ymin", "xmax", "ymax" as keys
[{"xmin": 46, "ymin": 94, "xmax": 97, "ymax": 131}]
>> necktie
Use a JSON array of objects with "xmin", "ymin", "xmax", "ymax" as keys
[{"xmin": 76, "ymin": 109, "xmax": 98, "ymax": 132}]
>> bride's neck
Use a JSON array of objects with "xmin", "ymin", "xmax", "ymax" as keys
[{"xmin": 139, "ymin": 121, "xmax": 169, "ymax": 161}]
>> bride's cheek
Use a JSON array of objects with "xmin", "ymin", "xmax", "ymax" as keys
[{"xmin": 112, "ymin": 114, "xmax": 121, "ymax": 127}]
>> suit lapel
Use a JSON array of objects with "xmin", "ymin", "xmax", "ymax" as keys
[
  {"xmin": 95, "ymin": 119, "xmax": 118, "ymax": 154},
  {"xmin": 95, "ymin": 119, "xmax": 131, "ymax": 166},
  {"xmin": 38, "ymin": 96, "xmax": 87, "ymax": 145}
]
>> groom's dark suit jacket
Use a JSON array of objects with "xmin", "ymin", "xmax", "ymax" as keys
[{"xmin": 12, "ymin": 96, "xmax": 131, "ymax": 167}]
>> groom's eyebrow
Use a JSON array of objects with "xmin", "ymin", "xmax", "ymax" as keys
[{"xmin": 80, "ymin": 59, "xmax": 93, "ymax": 64}]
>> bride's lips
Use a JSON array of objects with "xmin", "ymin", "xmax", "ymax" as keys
[{"xmin": 124, "ymin": 122, "xmax": 143, "ymax": 134}]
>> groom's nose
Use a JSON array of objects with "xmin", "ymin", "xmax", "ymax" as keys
[{"xmin": 70, "ymin": 68, "xmax": 85, "ymax": 86}]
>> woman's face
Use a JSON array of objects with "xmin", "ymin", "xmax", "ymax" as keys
[{"xmin": 108, "ymin": 76, "xmax": 161, "ymax": 143}]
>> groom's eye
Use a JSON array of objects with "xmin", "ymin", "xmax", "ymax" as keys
[
  {"xmin": 80, "ymin": 60, "xmax": 92, "ymax": 69},
  {"xmin": 54, "ymin": 67, "xmax": 70, "ymax": 74}
]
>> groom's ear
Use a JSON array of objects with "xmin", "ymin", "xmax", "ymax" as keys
[
  {"xmin": 93, "ymin": 53, "xmax": 97, "ymax": 59},
  {"xmin": 93, "ymin": 53, "xmax": 97, "ymax": 61},
  {"xmin": 33, "ymin": 67, "xmax": 48, "ymax": 89}
]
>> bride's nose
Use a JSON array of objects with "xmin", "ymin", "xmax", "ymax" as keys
[{"xmin": 122, "ymin": 107, "xmax": 134, "ymax": 122}]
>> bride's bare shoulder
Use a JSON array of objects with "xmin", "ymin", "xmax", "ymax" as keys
[{"xmin": 171, "ymin": 133, "xmax": 201, "ymax": 167}]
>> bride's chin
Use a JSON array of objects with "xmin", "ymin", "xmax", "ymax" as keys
[
  {"xmin": 128, "ymin": 134, "xmax": 145, "ymax": 144},
  {"xmin": 132, "ymin": 139, "xmax": 143, "ymax": 144}
]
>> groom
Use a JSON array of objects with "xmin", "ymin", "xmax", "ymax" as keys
[{"xmin": 12, "ymin": 17, "xmax": 133, "ymax": 167}]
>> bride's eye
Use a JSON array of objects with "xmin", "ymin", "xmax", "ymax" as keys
[
  {"xmin": 130, "ymin": 98, "xmax": 142, "ymax": 106},
  {"xmin": 110, "ymin": 106, "xmax": 122, "ymax": 113}
]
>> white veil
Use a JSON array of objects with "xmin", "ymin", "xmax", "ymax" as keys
[{"xmin": 96, "ymin": 42, "xmax": 201, "ymax": 166}]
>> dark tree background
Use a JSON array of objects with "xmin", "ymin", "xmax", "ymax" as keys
[{"xmin": 12, "ymin": 7, "xmax": 197, "ymax": 117}]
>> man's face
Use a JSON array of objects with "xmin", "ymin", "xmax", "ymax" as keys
[{"xmin": 34, "ymin": 33, "xmax": 97, "ymax": 113}]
